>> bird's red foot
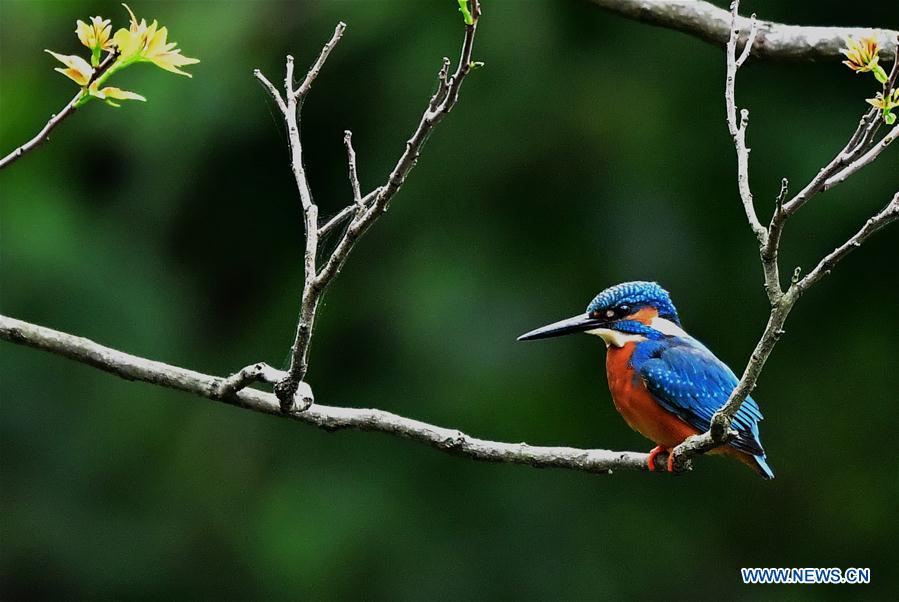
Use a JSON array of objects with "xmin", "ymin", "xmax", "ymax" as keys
[
  {"xmin": 647, "ymin": 445, "xmax": 668, "ymax": 471},
  {"xmin": 667, "ymin": 451, "xmax": 676, "ymax": 473}
]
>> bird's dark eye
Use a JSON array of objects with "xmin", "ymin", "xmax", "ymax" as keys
[{"xmin": 618, "ymin": 304, "xmax": 631, "ymax": 316}]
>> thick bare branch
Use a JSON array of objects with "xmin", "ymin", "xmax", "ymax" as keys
[
  {"xmin": 0, "ymin": 314, "xmax": 663, "ymax": 476},
  {"xmin": 588, "ymin": 0, "xmax": 897, "ymax": 61}
]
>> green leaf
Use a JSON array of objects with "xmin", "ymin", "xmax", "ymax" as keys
[
  {"xmin": 884, "ymin": 110, "xmax": 896, "ymax": 125},
  {"xmin": 457, "ymin": 0, "xmax": 474, "ymax": 26}
]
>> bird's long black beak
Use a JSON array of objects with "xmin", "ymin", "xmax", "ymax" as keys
[{"xmin": 517, "ymin": 313, "xmax": 608, "ymax": 341}]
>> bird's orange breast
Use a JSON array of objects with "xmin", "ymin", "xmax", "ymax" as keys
[
  {"xmin": 605, "ymin": 342, "xmax": 700, "ymax": 448},
  {"xmin": 605, "ymin": 343, "xmax": 761, "ymax": 471}
]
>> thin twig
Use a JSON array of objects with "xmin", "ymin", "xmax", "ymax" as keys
[
  {"xmin": 429, "ymin": 57, "xmax": 452, "ymax": 111},
  {"xmin": 725, "ymin": 1, "xmax": 764, "ymax": 245},
  {"xmin": 0, "ymin": 51, "xmax": 122, "ymax": 170},
  {"xmin": 344, "ymin": 130, "xmax": 363, "ymax": 208},
  {"xmin": 734, "ymin": 13, "xmax": 757, "ymax": 68},
  {"xmin": 253, "ymin": 69, "xmax": 287, "ymax": 114},
  {"xmin": 284, "ymin": 54, "xmax": 296, "ymax": 99},
  {"xmin": 823, "ymin": 124, "xmax": 899, "ymax": 190},
  {"xmin": 781, "ymin": 113, "xmax": 881, "ymax": 217},
  {"xmin": 0, "ymin": 314, "xmax": 664, "ymax": 476},
  {"xmin": 214, "ymin": 362, "xmax": 286, "ymax": 398},
  {"xmin": 296, "ymin": 22, "xmax": 347, "ymax": 99},
  {"xmin": 317, "ymin": 188, "xmax": 380, "ymax": 238},
  {"xmin": 314, "ymin": 2, "xmax": 481, "ymax": 291},
  {"xmin": 761, "ymin": 177, "xmax": 789, "ymax": 303},
  {"xmin": 318, "ymin": 205, "xmax": 355, "ymax": 237},
  {"xmin": 844, "ymin": 108, "xmax": 880, "ymax": 155},
  {"xmin": 884, "ymin": 37, "xmax": 899, "ymax": 92},
  {"xmin": 0, "ymin": 93, "xmax": 81, "ymax": 170},
  {"xmin": 798, "ymin": 192, "xmax": 899, "ymax": 290}
]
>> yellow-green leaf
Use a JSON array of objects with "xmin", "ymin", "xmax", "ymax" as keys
[{"xmin": 45, "ymin": 49, "xmax": 94, "ymax": 86}]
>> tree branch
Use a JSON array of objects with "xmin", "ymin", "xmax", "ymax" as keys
[
  {"xmin": 253, "ymin": 3, "xmax": 482, "ymax": 413},
  {"xmin": 254, "ymin": 23, "xmax": 347, "ymax": 411},
  {"xmin": 760, "ymin": 177, "xmax": 789, "ymax": 302},
  {"xmin": 724, "ymin": 7, "xmax": 765, "ymax": 247},
  {"xmin": 780, "ymin": 96, "xmax": 894, "ymax": 218},
  {"xmin": 213, "ymin": 361, "xmax": 286, "ymax": 399},
  {"xmin": 0, "ymin": 314, "xmax": 663, "ymax": 476},
  {"xmin": 253, "ymin": 69, "xmax": 286, "ymax": 114},
  {"xmin": 797, "ymin": 192, "xmax": 899, "ymax": 291},
  {"xmin": 673, "ymin": 191, "xmax": 899, "ymax": 466},
  {"xmin": 295, "ymin": 23, "xmax": 346, "ymax": 99},
  {"xmin": 588, "ymin": 0, "xmax": 898, "ymax": 61},
  {"xmin": 317, "ymin": 190, "xmax": 378, "ymax": 238},
  {"xmin": 823, "ymin": 124, "xmax": 899, "ymax": 191},
  {"xmin": 0, "ymin": 51, "xmax": 120, "ymax": 170},
  {"xmin": 670, "ymin": 1, "xmax": 899, "ymax": 472},
  {"xmin": 343, "ymin": 130, "xmax": 363, "ymax": 208},
  {"xmin": 0, "ymin": 92, "xmax": 81, "ymax": 170}
]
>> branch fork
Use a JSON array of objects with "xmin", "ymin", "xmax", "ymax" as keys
[
  {"xmin": 249, "ymin": 2, "xmax": 481, "ymax": 414},
  {"xmin": 669, "ymin": 1, "xmax": 899, "ymax": 473}
]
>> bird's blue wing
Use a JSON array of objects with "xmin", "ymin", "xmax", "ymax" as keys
[{"xmin": 633, "ymin": 338, "xmax": 766, "ymax": 456}]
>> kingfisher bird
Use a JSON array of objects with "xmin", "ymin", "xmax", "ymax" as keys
[{"xmin": 518, "ymin": 281, "xmax": 774, "ymax": 479}]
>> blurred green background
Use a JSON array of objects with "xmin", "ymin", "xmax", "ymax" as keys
[{"xmin": 2, "ymin": 0, "xmax": 897, "ymax": 599}]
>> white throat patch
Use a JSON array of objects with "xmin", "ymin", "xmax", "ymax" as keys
[
  {"xmin": 586, "ymin": 328, "xmax": 645, "ymax": 348},
  {"xmin": 586, "ymin": 317, "xmax": 687, "ymax": 348}
]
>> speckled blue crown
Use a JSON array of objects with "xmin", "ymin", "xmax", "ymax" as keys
[{"xmin": 586, "ymin": 281, "xmax": 680, "ymax": 325}]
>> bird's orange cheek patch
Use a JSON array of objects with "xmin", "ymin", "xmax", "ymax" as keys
[{"xmin": 624, "ymin": 307, "xmax": 659, "ymax": 325}]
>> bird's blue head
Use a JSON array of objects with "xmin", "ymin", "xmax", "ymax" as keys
[
  {"xmin": 585, "ymin": 281, "xmax": 680, "ymax": 325},
  {"xmin": 518, "ymin": 281, "xmax": 683, "ymax": 344}
]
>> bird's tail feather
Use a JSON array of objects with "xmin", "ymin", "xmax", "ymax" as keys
[
  {"xmin": 716, "ymin": 445, "xmax": 775, "ymax": 479},
  {"xmin": 752, "ymin": 454, "xmax": 775, "ymax": 480}
]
